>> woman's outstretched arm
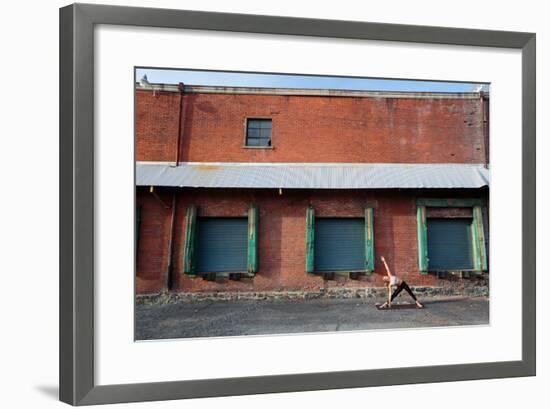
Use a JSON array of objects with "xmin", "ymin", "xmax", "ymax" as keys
[{"xmin": 380, "ymin": 256, "xmax": 393, "ymax": 278}]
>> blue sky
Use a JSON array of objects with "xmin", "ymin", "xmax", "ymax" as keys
[{"xmin": 136, "ymin": 68, "xmax": 489, "ymax": 93}]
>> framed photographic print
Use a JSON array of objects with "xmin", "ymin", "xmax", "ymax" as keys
[{"xmin": 59, "ymin": 3, "xmax": 536, "ymax": 406}]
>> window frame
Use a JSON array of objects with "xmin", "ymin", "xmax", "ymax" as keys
[{"xmin": 243, "ymin": 117, "xmax": 274, "ymax": 149}]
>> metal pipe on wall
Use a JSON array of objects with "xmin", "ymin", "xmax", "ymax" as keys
[
  {"xmin": 175, "ymin": 82, "xmax": 185, "ymax": 165},
  {"xmin": 165, "ymin": 83, "xmax": 185, "ymax": 290},
  {"xmin": 481, "ymin": 92, "xmax": 490, "ymax": 168},
  {"xmin": 165, "ymin": 192, "xmax": 177, "ymax": 291}
]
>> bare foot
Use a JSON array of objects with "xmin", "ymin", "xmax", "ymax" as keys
[
  {"xmin": 379, "ymin": 301, "xmax": 391, "ymax": 309},
  {"xmin": 416, "ymin": 301, "xmax": 424, "ymax": 308}
]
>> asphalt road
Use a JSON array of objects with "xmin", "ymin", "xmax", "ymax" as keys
[{"xmin": 135, "ymin": 296, "xmax": 489, "ymax": 340}]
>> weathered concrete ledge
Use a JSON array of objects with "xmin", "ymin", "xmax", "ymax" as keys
[
  {"xmin": 136, "ymin": 286, "xmax": 489, "ymax": 305},
  {"xmin": 135, "ymin": 83, "xmax": 484, "ymax": 99}
]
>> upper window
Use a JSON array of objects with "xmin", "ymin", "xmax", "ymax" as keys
[{"xmin": 246, "ymin": 119, "xmax": 272, "ymax": 147}]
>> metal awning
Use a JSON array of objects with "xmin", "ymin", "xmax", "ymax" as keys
[{"xmin": 136, "ymin": 162, "xmax": 489, "ymax": 189}]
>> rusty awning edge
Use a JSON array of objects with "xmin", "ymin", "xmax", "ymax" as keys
[{"xmin": 136, "ymin": 162, "xmax": 490, "ymax": 189}]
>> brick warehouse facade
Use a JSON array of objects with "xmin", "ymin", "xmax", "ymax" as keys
[{"xmin": 135, "ymin": 84, "xmax": 489, "ymax": 296}]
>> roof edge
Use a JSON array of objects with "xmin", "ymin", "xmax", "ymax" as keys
[
  {"xmin": 135, "ymin": 84, "xmax": 486, "ymax": 99},
  {"xmin": 136, "ymin": 162, "xmax": 489, "ymax": 189}
]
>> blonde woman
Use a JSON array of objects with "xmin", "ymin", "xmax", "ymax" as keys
[{"xmin": 379, "ymin": 256, "xmax": 424, "ymax": 309}]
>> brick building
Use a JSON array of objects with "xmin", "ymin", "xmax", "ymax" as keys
[{"xmin": 135, "ymin": 83, "xmax": 489, "ymax": 296}]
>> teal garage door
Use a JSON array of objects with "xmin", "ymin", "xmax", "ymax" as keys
[
  {"xmin": 196, "ymin": 218, "xmax": 248, "ymax": 273},
  {"xmin": 427, "ymin": 218, "xmax": 474, "ymax": 270},
  {"xmin": 314, "ymin": 218, "xmax": 365, "ymax": 272}
]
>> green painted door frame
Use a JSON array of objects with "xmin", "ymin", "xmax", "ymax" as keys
[
  {"xmin": 183, "ymin": 204, "xmax": 197, "ymax": 276},
  {"xmin": 416, "ymin": 205, "xmax": 429, "ymax": 274},
  {"xmin": 305, "ymin": 206, "xmax": 374, "ymax": 274},
  {"xmin": 247, "ymin": 205, "xmax": 259, "ymax": 274},
  {"xmin": 416, "ymin": 198, "xmax": 487, "ymax": 273},
  {"xmin": 472, "ymin": 205, "xmax": 488, "ymax": 271},
  {"xmin": 305, "ymin": 206, "xmax": 315, "ymax": 274},
  {"xmin": 364, "ymin": 207, "xmax": 375, "ymax": 273},
  {"xmin": 184, "ymin": 205, "xmax": 259, "ymax": 278}
]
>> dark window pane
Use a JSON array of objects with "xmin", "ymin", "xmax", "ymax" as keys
[
  {"xmin": 247, "ymin": 128, "xmax": 260, "ymax": 138},
  {"xmin": 256, "ymin": 137, "xmax": 271, "ymax": 147},
  {"xmin": 259, "ymin": 120, "xmax": 272, "ymax": 129},
  {"xmin": 246, "ymin": 137, "xmax": 262, "ymax": 146},
  {"xmin": 246, "ymin": 137, "xmax": 272, "ymax": 147},
  {"xmin": 247, "ymin": 119, "xmax": 262, "ymax": 129},
  {"xmin": 259, "ymin": 128, "xmax": 272, "ymax": 139}
]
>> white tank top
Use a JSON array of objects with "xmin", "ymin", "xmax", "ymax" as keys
[{"xmin": 390, "ymin": 276, "xmax": 401, "ymax": 287}]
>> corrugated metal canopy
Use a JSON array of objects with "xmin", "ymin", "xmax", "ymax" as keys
[{"xmin": 136, "ymin": 162, "xmax": 489, "ymax": 189}]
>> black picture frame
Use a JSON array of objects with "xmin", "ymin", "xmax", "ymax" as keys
[{"xmin": 59, "ymin": 3, "xmax": 536, "ymax": 406}]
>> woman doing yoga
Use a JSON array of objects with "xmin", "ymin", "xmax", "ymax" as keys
[{"xmin": 379, "ymin": 256, "xmax": 423, "ymax": 309}]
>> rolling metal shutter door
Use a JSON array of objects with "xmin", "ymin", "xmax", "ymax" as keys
[
  {"xmin": 314, "ymin": 218, "xmax": 365, "ymax": 271},
  {"xmin": 427, "ymin": 218, "xmax": 474, "ymax": 270},
  {"xmin": 196, "ymin": 218, "xmax": 248, "ymax": 273}
]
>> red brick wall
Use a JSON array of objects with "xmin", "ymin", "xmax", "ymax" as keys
[
  {"xmin": 136, "ymin": 187, "xmax": 486, "ymax": 295},
  {"xmin": 136, "ymin": 90, "xmax": 485, "ymax": 164},
  {"xmin": 135, "ymin": 91, "xmax": 181, "ymax": 162},
  {"xmin": 135, "ymin": 191, "xmax": 172, "ymax": 293},
  {"xmin": 426, "ymin": 207, "xmax": 473, "ymax": 218}
]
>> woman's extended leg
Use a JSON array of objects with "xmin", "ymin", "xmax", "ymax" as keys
[
  {"xmin": 390, "ymin": 283, "xmax": 404, "ymax": 301},
  {"xmin": 401, "ymin": 282, "xmax": 417, "ymax": 301},
  {"xmin": 401, "ymin": 281, "xmax": 424, "ymax": 308}
]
